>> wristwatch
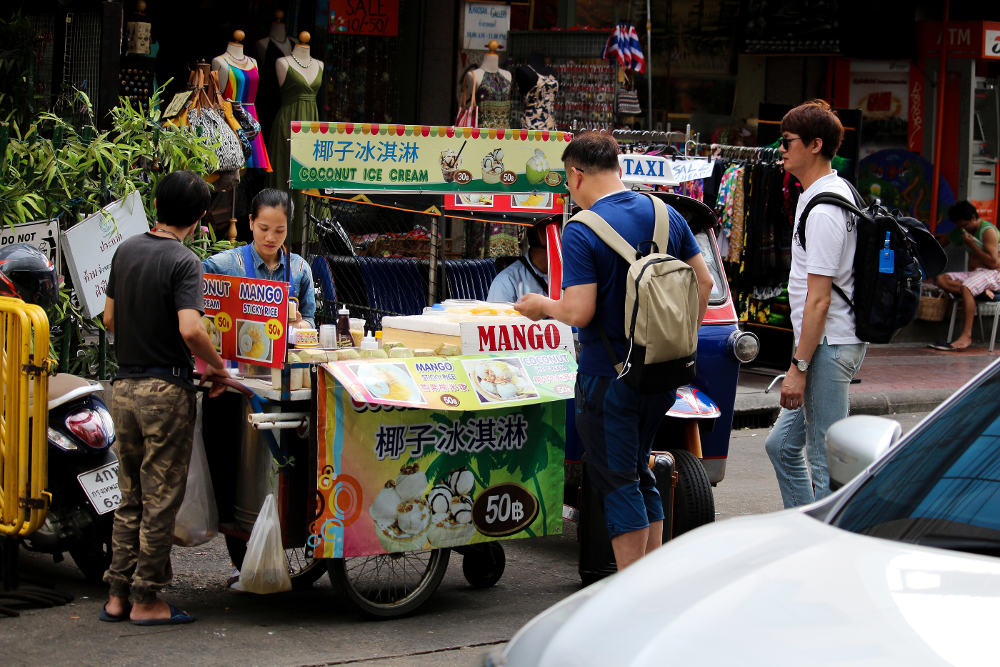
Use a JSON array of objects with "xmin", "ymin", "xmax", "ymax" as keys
[{"xmin": 791, "ymin": 357, "xmax": 810, "ymax": 372}]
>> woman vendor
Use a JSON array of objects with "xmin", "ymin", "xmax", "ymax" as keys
[{"xmin": 202, "ymin": 189, "xmax": 316, "ymax": 328}]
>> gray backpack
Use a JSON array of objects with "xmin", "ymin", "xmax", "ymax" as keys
[{"xmin": 571, "ymin": 194, "xmax": 698, "ymax": 393}]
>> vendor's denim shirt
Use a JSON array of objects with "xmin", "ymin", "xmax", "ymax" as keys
[{"xmin": 202, "ymin": 245, "xmax": 316, "ymax": 326}]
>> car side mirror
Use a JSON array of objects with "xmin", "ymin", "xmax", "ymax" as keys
[{"xmin": 826, "ymin": 415, "xmax": 902, "ymax": 490}]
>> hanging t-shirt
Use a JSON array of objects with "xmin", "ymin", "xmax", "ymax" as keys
[{"xmin": 788, "ymin": 171, "xmax": 862, "ymax": 346}]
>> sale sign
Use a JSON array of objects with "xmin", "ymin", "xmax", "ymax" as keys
[
  {"xmin": 202, "ymin": 273, "xmax": 288, "ymax": 369},
  {"xmin": 330, "ymin": 0, "xmax": 398, "ymax": 36},
  {"xmin": 311, "ymin": 371, "xmax": 564, "ymax": 558}
]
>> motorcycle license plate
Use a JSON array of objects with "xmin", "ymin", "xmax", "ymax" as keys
[{"xmin": 77, "ymin": 461, "xmax": 121, "ymax": 515}]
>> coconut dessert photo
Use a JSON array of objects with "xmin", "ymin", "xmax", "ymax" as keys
[
  {"xmin": 369, "ymin": 463, "xmax": 432, "ymax": 552},
  {"xmin": 427, "ymin": 468, "xmax": 476, "ymax": 548}
]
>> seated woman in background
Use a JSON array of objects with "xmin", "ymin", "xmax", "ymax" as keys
[{"xmin": 202, "ymin": 188, "xmax": 316, "ymax": 329}]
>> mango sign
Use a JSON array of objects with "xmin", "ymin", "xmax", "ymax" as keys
[{"xmin": 460, "ymin": 321, "xmax": 574, "ymax": 355}]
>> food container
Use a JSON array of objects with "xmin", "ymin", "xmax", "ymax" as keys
[{"xmin": 295, "ymin": 328, "xmax": 319, "ymax": 348}]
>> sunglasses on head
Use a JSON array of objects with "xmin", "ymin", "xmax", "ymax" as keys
[{"xmin": 778, "ymin": 136, "xmax": 803, "ymax": 150}]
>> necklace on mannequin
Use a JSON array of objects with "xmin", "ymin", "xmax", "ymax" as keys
[
  {"xmin": 290, "ymin": 51, "xmax": 312, "ymax": 69},
  {"xmin": 224, "ymin": 51, "xmax": 249, "ymax": 67}
]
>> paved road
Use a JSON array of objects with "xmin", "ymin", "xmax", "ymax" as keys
[{"xmin": 1, "ymin": 411, "xmax": 929, "ymax": 666}]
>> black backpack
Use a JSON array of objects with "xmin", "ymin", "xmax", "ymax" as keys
[{"xmin": 798, "ymin": 185, "xmax": 946, "ymax": 344}]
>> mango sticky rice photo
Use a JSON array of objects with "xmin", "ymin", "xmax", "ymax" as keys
[
  {"xmin": 237, "ymin": 321, "xmax": 270, "ymax": 361},
  {"xmin": 525, "ymin": 149, "xmax": 550, "ymax": 184},
  {"xmin": 481, "ymin": 148, "xmax": 504, "ymax": 184},
  {"xmin": 440, "ymin": 148, "xmax": 462, "ymax": 182},
  {"xmin": 356, "ymin": 363, "xmax": 418, "ymax": 402}
]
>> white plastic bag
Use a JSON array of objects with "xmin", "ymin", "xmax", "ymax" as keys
[
  {"xmin": 232, "ymin": 494, "xmax": 291, "ymax": 594},
  {"xmin": 173, "ymin": 396, "xmax": 218, "ymax": 547}
]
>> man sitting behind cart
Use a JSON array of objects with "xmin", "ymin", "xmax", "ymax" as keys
[{"xmin": 487, "ymin": 218, "xmax": 551, "ymax": 303}]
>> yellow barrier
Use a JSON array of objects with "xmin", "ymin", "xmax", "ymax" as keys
[{"xmin": 0, "ymin": 296, "xmax": 54, "ymax": 537}]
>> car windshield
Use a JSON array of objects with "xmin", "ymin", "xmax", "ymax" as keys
[
  {"xmin": 832, "ymin": 367, "xmax": 1000, "ymax": 556},
  {"xmin": 696, "ymin": 231, "xmax": 727, "ymax": 305}
]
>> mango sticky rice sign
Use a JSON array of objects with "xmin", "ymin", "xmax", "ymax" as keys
[{"xmin": 289, "ymin": 122, "xmax": 570, "ymax": 193}]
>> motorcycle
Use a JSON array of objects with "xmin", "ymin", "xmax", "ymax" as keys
[
  {"xmin": 21, "ymin": 372, "xmax": 118, "ymax": 582},
  {"xmin": 0, "ymin": 243, "xmax": 118, "ymax": 582}
]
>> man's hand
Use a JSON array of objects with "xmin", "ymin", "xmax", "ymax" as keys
[
  {"xmin": 779, "ymin": 367, "xmax": 806, "ymax": 410},
  {"xmin": 200, "ymin": 364, "xmax": 229, "ymax": 398},
  {"xmin": 515, "ymin": 293, "xmax": 549, "ymax": 321}
]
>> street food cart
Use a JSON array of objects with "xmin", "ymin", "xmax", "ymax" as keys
[{"xmin": 205, "ymin": 123, "xmax": 575, "ymax": 617}]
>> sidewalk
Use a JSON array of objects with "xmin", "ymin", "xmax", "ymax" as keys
[{"xmin": 734, "ymin": 342, "xmax": 999, "ymax": 426}]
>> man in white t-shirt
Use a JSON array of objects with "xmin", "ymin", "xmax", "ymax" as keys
[{"xmin": 764, "ymin": 100, "xmax": 867, "ymax": 508}]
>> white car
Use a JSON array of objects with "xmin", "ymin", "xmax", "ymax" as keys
[{"xmin": 486, "ymin": 359, "xmax": 1000, "ymax": 666}]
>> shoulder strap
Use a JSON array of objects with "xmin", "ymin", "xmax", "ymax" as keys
[
  {"xmin": 646, "ymin": 193, "xmax": 670, "ymax": 255},
  {"xmin": 569, "ymin": 210, "xmax": 638, "ymax": 262},
  {"xmin": 239, "ymin": 243, "xmax": 258, "ymax": 279},
  {"xmin": 797, "ymin": 192, "xmax": 865, "ymax": 251},
  {"xmin": 518, "ymin": 255, "xmax": 548, "ymax": 294}
]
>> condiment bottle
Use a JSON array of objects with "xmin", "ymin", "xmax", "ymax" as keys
[
  {"xmin": 336, "ymin": 305, "xmax": 353, "ymax": 348},
  {"xmin": 359, "ymin": 331, "xmax": 378, "ymax": 358},
  {"xmin": 374, "ymin": 330, "xmax": 383, "ymax": 348}
]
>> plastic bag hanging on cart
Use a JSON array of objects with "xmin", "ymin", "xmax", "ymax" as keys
[
  {"xmin": 232, "ymin": 494, "xmax": 292, "ymax": 594},
  {"xmin": 173, "ymin": 396, "xmax": 219, "ymax": 547}
]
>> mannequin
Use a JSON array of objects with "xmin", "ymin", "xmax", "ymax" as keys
[
  {"xmin": 255, "ymin": 9, "xmax": 292, "ymax": 62},
  {"xmin": 255, "ymin": 10, "xmax": 293, "ymax": 151},
  {"xmin": 269, "ymin": 31, "xmax": 323, "ymax": 243},
  {"xmin": 463, "ymin": 40, "xmax": 512, "ymax": 129},
  {"xmin": 212, "ymin": 30, "xmax": 271, "ymax": 171},
  {"xmin": 516, "ymin": 53, "xmax": 558, "ymax": 130}
]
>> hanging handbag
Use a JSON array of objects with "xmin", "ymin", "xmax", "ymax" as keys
[
  {"xmin": 230, "ymin": 101, "xmax": 261, "ymax": 140},
  {"xmin": 219, "ymin": 98, "xmax": 253, "ymax": 161},
  {"xmin": 455, "ymin": 73, "xmax": 479, "ymax": 128},
  {"xmin": 617, "ymin": 88, "xmax": 642, "ymax": 115},
  {"xmin": 188, "ymin": 106, "xmax": 245, "ymax": 171}
]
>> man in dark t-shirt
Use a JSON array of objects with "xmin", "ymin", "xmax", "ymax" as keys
[
  {"xmin": 100, "ymin": 171, "xmax": 227, "ymax": 626},
  {"xmin": 516, "ymin": 132, "xmax": 712, "ymax": 571}
]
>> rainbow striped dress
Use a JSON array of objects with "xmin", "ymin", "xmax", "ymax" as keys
[{"xmin": 222, "ymin": 60, "xmax": 272, "ymax": 171}]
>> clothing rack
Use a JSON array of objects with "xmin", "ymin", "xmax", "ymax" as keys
[{"xmin": 685, "ymin": 141, "xmax": 782, "ymax": 164}]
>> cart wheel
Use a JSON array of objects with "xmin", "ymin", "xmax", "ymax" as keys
[
  {"xmin": 327, "ymin": 548, "xmax": 450, "ymax": 618},
  {"xmin": 668, "ymin": 449, "xmax": 715, "ymax": 536},
  {"xmin": 225, "ymin": 535, "xmax": 326, "ymax": 590},
  {"xmin": 459, "ymin": 543, "xmax": 505, "ymax": 588}
]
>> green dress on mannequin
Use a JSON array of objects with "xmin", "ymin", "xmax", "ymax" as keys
[{"xmin": 269, "ymin": 66, "xmax": 321, "ymax": 192}]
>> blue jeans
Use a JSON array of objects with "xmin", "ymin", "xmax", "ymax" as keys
[{"xmin": 765, "ymin": 339, "xmax": 866, "ymax": 508}]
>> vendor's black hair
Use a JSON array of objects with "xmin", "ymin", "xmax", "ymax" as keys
[
  {"xmin": 155, "ymin": 170, "xmax": 210, "ymax": 228},
  {"xmin": 949, "ymin": 200, "xmax": 979, "ymax": 223},
  {"xmin": 251, "ymin": 188, "xmax": 292, "ymax": 222}
]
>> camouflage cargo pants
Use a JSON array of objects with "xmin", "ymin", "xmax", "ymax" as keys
[{"xmin": 104, "ymin": 378, "xmax": 196, "ymax": 603}]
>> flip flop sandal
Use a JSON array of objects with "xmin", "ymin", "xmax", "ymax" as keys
[
  {"xmin": 98, "ymin": 602, "xmax": 132, "ymax": 623},
  {"xmin": 130, "ymin": 603, "xmax": 195, "ymax": 626},
  {"xmin": 928, "ymin": 341, "xmax": 955, "ymax": 351}
]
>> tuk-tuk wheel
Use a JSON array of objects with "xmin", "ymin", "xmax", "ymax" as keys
[
  {"xmin": 225, "ymin": 535, "xmax": 326, "ymax": 590},
  {"xmin": 668, "ymin": 449, "xmax": 715, "ymax": 537},
  {"xmin": 458, "ymin": 542, "xmax": 505, "ymax": 588},
  {"xmin": 328, "ymin": 548, "xmax": 451, "ymax": 618}
]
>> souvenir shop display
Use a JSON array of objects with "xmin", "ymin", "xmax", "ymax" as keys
[
  {"xmin": 212, "ymin": 29, "xmax": 271, "ymax": 171},
  {"xmin": 119, "ymin": 0, "xmax": 155, "ymax": 109}
]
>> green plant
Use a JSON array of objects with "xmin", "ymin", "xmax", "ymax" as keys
[
  {"xmin": 0, "ymin": 12, "xmax": 45, "ymax": 127},
  {"xmin": 1, "ymin": 85, "xmax": 229, "ymax": 377}
]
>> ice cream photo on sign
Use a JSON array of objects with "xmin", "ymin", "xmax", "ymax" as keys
[{"xmin": 482, "ymin": 147, "xmax": 504, "ymax": 184}]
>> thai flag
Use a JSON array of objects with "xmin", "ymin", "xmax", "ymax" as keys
[
  {"xmin": 602, "ymin": 24, "xmax": 628, "ymax": 69},
  {"xmin": 626, "ymin": 24, "xmax": 646, "ymax": 73}
]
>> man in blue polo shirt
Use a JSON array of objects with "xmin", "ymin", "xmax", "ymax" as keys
[{"xmin": 516, "ymin": 132, "xmax": 712, "ymax": 570}]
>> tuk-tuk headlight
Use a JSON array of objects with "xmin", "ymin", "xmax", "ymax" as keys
[{"xmin": 728, "ymin": 330, "xmax": 760, "ymax": 363}]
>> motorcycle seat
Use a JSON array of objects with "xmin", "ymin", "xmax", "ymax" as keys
[{"xmin": 27, "ymin": 373, "xmax": 104, "ymax": 411}]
